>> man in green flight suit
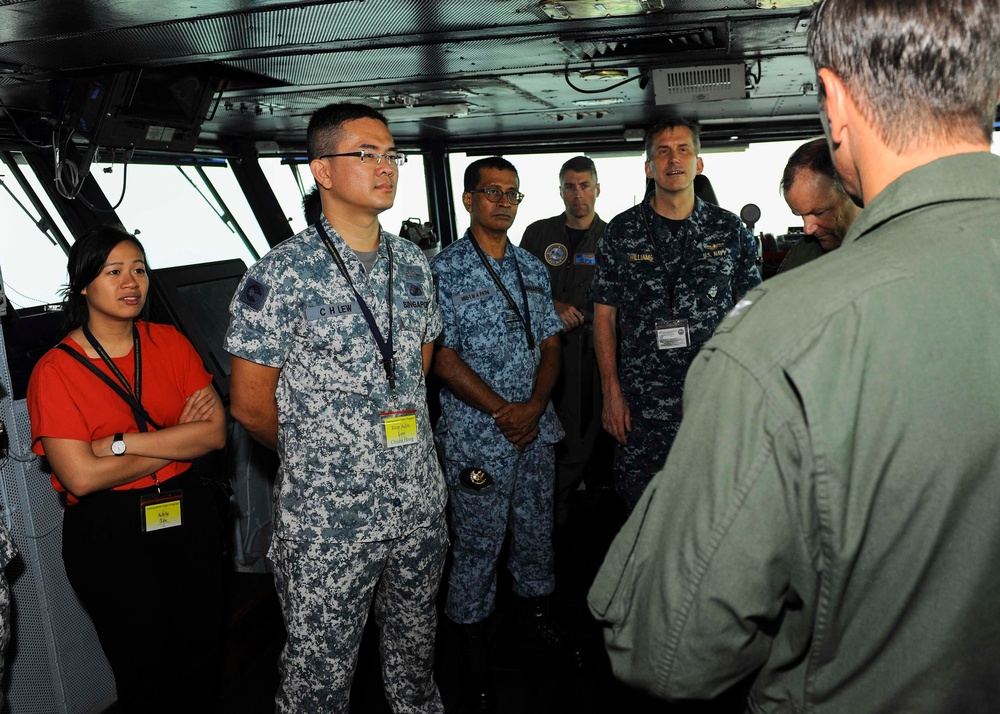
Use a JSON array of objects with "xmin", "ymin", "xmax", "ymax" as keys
[{"xmin": 589, "ymin": 0, "xmax": 1000, "ymax": 712}]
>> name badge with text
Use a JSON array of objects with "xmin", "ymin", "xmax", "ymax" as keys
[
  {"xmin": 140, "ymin": 491, "xmax": 184, "ymax": 532},
  {"xmin": 381, "ymin": 410, "xmax": 419, "ymax": 448},
  {"xmin": 656, "ymin": 320, "xmax": 691, "ymax": 350}
]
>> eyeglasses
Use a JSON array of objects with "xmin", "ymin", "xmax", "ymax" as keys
[
  {"xmin": 318, "ymin": 151, "xmax": 407, "ymax": 166},
  {"xmin": 468, "ymin": 188, "xmax": 525, "ymax": 205}
]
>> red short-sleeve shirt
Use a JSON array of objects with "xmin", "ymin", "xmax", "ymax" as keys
[{"xmin": 27, "ymin": 321, "xmax": 212, "ymax": 500}]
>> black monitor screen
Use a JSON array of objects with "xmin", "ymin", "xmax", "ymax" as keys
[
  {"xmin": 149, "ymin": 259, "xmax": 247, "ymax": 402},
  {"xmin": 2, "ymin": 304, "xmax": 69, "ymax": 402}
]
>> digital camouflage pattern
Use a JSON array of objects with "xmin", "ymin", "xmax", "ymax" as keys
[
  {"xmin": 0, "ymin": 522, "xmax": 14, "ymax": 679},
  {"xmin": 431, "ymin": 232, "xmax": 565, "ymax": 463},
  {"xmin": 589, "ymin": 195, "xmax": 761, "ymax": 421},
  {"xmin": 431, "ymin": 232, "xmax": 564, "ymax": 624},
  {"xmin": 615, "ymin": 415, "xmax": 681, "ymax": 512},
  {"xmin": 272, "ymin": 513, "xmax": 448, "ymax": 713},
  {"xmin": 225, "ymin": 219, "xmax": 447, "ymax": 543},
  {"xmin": 225, "ymin": 218, "xmax": 448, "ymax": 711},
  {"xmin": 442, "ymin": 447, "xmax": 555, "ymax": 623}
]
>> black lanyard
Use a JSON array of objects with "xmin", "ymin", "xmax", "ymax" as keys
[
  {"xmin": 315, "ymin": 221, "xmax": 397, "ymax": 397},
  {"xmin": 469, "ymin": 234, "xmax": 535, "ymax": 351},
  {"xmin": 83, "ymin": 321, "xmax": 143, "ymax": 405}
]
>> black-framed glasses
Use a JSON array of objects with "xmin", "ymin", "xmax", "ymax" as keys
[
  {"xmin": 469, "ymin": 188, "xmax": 525, "ymax": 205},
  {"xmin": 318, "ymin": 151, "xmax": 407, "ymax": 166}
]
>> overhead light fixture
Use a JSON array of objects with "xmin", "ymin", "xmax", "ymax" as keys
[
  {"xmin": 758, "ymin": 0, "xmax": 817, "ymax": 7},
  {"xmin": 573, "ymin": 97, "xmax": 625, "ymax": 106},
  {"xmin": 578, "ymin": 69, "xmax": 629, "ymax": 81},
  {"xmin": 540, "ymin": 0, "xmax": 664, "ymax": 20},
  {"xmin": 380, "ymin": 102, "xmax": 469, "ymax": 120}
]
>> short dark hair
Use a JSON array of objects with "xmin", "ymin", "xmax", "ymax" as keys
[
  {"xmin": 559, "ymin": 156, "xmax": 598, "ymax": 183},
  {"xmin": 808, "ymin": 0, "xmax": 1000, "ymax": 150},
  {"xmin": 302, "ymin": 185, "xmax": 321, "ymax": 224},
  {"xmin": 307, "ymin": 103, "xmax": 388, "ymax": 160},
  {"xmin": 464, "ymin": 156, "xmax": 519, "ymax": 192},
  {"xmin": 780, "ymin": 137, "xmax": 847, "ymax": 197},
  {"xmin": 62, "ymin": 226, "xmax": 149, "ymax": 330},
  {"xmin": 645, "ymin": 117, "xmax": 701, "ymax": 158}
]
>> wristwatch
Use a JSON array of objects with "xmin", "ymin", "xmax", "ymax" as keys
[{"xmin": 111, "ymin": 433, "xmax": 127, "ymax": 457}]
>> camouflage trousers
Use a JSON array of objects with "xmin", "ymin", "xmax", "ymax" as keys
[
  {"xmin": 271, "ymin": 511, "xmax": 448, "ymax": 714},
  {"xmin": 0, "ymin": 571, "xmax": 8, "ymax": 690},
  {"xmin": 614, "ymin": 415, "xmax": 681, "ymax": 514},
  {"xmin": 443, "ymin": 446, "xmax": 556, "ymax": 624}
]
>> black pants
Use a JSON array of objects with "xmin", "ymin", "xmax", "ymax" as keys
[{"xmin": 62, "ymin": 469, "xmax": 227, "ymax": 714}]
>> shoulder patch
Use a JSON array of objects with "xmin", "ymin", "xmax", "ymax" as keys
[
  {"xmin": 715, "ymin": 286, "xmax": 766, "ymax": 334},
  {"xmin": 238, "ymin": 277, "xmax": 269, "ymax": 312},
  {"xmin": 545, "ymin": 243, "xmax": 568, "ymax": 266}
]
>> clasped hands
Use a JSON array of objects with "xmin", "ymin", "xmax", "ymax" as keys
[{"xmin": 492, "ymin": 400, "xmax": 543, "ymax": 451}]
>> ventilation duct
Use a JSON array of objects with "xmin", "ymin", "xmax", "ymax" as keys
[
  {"xmin": 560, "ymin": 27, "xmax": 723, "ymax": 61},
  {"xmin": 651, "ymin": 64, "xmax": 746, "ymax": 104}
]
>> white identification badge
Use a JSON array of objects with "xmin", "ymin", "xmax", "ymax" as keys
[
  {"xmin": 381, "ymin": 410, "xmax": 419, "ymax": 448},
  {"xmin": 656, "ymin": 320, "xmax": 691, "ymax": 350}
]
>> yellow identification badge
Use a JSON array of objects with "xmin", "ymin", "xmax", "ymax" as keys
[
  {"xmin": 140, "ymin": 491, "xmax": 184, "ymax": 532},
  {"xmin": 381, "ymin": 410, "xmax": 419, "ymax": 448}
]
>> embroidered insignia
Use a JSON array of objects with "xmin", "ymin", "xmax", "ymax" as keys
[
  {"xmin": 238, "ymin": 278, "xmax": 269, "ymax": 311},
  {"xmin": 545, "ymin": 243, "xmax": 569, "ymax": 266}
]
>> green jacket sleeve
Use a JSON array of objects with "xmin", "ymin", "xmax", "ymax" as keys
[{"xmin": 588, "ymin": 343, "xmax": 813, "ymax": 699}]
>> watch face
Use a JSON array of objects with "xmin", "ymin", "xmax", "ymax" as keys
[{"xmin": 112, "ymin": 439, "xmax": 126, "ymax": 456}]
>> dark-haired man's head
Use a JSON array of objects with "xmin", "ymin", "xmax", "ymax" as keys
[
  {"xmin": 559, "ymin": 156, "xmax": 600, "ymax": 225},
  {"xmin": 306, "ymin": 103, "xmax": 388, "ymax": 161},
  {"xmin": 307, "ymin": 103, "xmax": 398, "ymax": 219},
  {"xmin": 462, "ymin": 157, "xmax": 521, "ymax": 238}
]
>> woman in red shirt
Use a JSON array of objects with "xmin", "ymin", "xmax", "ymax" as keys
[{"xmin": 27, "ymin": 226, "xmax": 227, "ymax": 713}]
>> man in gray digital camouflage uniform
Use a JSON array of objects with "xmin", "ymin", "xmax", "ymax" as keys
[
  {"xmin": 0, "ymin": 521, "xmax": 15, "ymax": 703},
  {"xmin": 431, "ymin": 156, "xmax": 580, "ymax": 711},
  {"xmin": 591, "ymin": 117, "xmax": 761, "ymax": 513},
  {"xmin": 226, "ymin": 103, "xmax": 447, "ymax": 713}
]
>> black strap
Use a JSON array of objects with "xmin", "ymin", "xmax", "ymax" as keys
[
  {"xmin": 314, "ymin": 221, "xmax": 398, "ymax": 398},
  {"xmin": 469, "ymin": 235, "xmax": 535, "ymax": 351},
  {"xmin": 55, "ymin": 343, "xmax": 164, "ymax": 432}
]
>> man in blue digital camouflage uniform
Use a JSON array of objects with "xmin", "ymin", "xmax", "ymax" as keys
[
  {"xmin": 226, "ymin": 103, "xmax": 447, "ymax": 713},
  {"xmin": 591, "ymin": 117, "xmax": 761, "ymax": 513},
  {"xmin": 431, "ymin": 156, "xmax": 580, "ymax": 710}
]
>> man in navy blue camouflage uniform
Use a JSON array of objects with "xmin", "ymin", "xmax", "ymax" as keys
[
  {"xmin": 432, "ymin": 156, "xmax": 580, "ymax": 710},
  {"xmin": 226, "ymin": 103, "xmax": 447, "ymax": 713},
  {"xmin": 591, "ymin": 117, "xmax": 761, "ymax": 512}
]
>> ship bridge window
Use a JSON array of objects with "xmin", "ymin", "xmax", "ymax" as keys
[
  {"xmin": 0, "ymin": 152, "xmax": 74, "ymax": 307},
  {"xmin": 90, "ymin": 160, "xmax": 271, "ymax": 269}
]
